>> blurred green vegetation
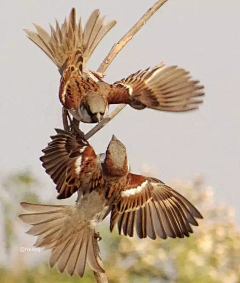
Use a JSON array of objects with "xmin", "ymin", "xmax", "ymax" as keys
[{"xmin": 0, "ymin": 172, "xmax": 239, "ymax": 282}]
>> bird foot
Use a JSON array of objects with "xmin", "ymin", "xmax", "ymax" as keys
[
  {"xmin": 94, "ymin": 232, "xmax": 102, "ymax": 241},
  {"xmin": 70, "ymin": 118, "xmax": 85, "ymax": 138},
  {"xmin": 91, "ymin": 71, "xmax": 105, "ymax": 79}
]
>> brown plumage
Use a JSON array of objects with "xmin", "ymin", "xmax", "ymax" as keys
[
  {"xmin": 25, "ymin": 8, "xmax": 204, "ymax": 123},
  {"xmin": 19, "ymin": 129, "xmax": 202, "ymax": 277}
]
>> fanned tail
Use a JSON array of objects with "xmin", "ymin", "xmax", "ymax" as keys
[
  {"xmin": 19, "ymin": 202, "xmax": 104, "ymax": 277},
  {"xmin": 24, "ymin": 8, "xmax": 116, "ymax": 71}
]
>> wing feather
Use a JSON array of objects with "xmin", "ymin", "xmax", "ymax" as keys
[
  {"xmin": 110, "ymin": 174, "xmax": 202, "ymax": 239},
  {"xmin": 41, "ymin": 129, "xmax": 101, "ymax": 199},
  {"xmin": 110, "ymin": 63, "xmax": 204, "ymax": 112}
]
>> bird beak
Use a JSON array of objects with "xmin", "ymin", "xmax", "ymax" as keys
[
  {"xmin": 96, "ymin": 113, "xmax": 102, "ymax": 123},
  {"xmin": 111, "ymin": 135, "xmax": 117, "ymax": 141},
  {"xmin": 91, "ymin": 112, "xmax": 102, "ymax": 123}
]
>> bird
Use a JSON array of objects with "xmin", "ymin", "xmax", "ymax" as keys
[
  {"xmin": 25, "ymin": 8, "xmax": 204, "ymax": 123},
  {"xmin": 19, "ymin": 129, "xmax": 203, "ymax": 277}
]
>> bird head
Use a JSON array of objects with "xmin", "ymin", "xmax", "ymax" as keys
[
  {"xmin": 78, "ymin": 93, "xmax": 108, "ymax": 123},
  {"xmin": 101, "ymin": 135, "xmax": 129, "ymax": 178}
]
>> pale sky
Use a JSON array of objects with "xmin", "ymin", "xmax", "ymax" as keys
[{"xmin": 1, "ymin": 0, "xmax": 240, "ymax": 222}]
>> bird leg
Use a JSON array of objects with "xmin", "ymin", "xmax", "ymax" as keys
[
  {"xmin": 62, "ymin": 107, "xmax": 71, "ymax": 131},
  {"xmin": 94, "ymin": 232, "xmax": 102, "ymax": 242},
  {"xmin": 90, "ymin": 70, "xmax": 105, "ymax": 79},
  {"xmin": 70, "ymin": 117, "xmax": 86, "ymax": 139}
]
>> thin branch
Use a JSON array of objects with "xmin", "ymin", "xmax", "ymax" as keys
[
  {"xmin": 60, "ymin": 2, "xmax": 168, "ymax": 280},
  {"xmin": 98, "ymin": 0, "xmax": 168, "ymax": 74},
  {"xmin": 94, "ymin": 271, "xmax": 109, "ymax": 283},
  {"xmin": 93, "ymin": 236, "xmax": 108, "ymax": 283},
  {"xmin": 90, "ymin": 2, "xmax": 168, "ymax": 282},
  {"xmin": 85, "ymin": 0, "xmax": 168, "ymax": 140},
  {"xmin": 85, "ymin": 104, "xmax": 126, "ymax": 140}
]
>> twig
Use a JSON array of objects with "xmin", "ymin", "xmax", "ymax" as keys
[
  {"xmin": 85, "ymin": 104, "xmax": 126, "ymax": 140},
  {"xmin": 85, "ymin": 0, "xmax": 168, "ymax": 140},
  {"xmin": 92, "ymin": 236, "xmax": 108, "ymax": 283},
  {"xmin": 94, "ymin": 271, "xmax": 109, "ymax": 283},
  {"xmin": 90, "ymin": 1, "xmax": 168, "ymax": 282},
  {"xmin": 59, "ymin": 1, "xmax": 168, "ymax": 281},
  {"xmin": 98, "ymin": 0, "xmax": 168, "ymax": 74}
]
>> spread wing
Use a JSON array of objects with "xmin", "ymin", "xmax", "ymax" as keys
[
  {"xmin": 108, "ymin": 63, "xmax": 204, "ymax": 112},
  {"xmin": 110, "ymin": 174, "xmax": 202, "ymax": 239},
  {"xmin": 40, "ymin": 129, "xmax": 103, "ymax": 199}
]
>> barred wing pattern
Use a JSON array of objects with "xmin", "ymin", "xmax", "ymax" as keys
[
  {"xmin": 110, "ymin": 174, "xmax": 203, "ymax": 239},
  {"xmin": 40, "ymin": 129, "xmax": 102, "ymax": 199},
  {"xmin": 108, "ymin": 63, "xmax": 204, "ymax": 112}
]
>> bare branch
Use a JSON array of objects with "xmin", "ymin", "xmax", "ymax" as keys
[
  {"xmin": 85, "ymin": 0, "xmax": 168, "ymax": 140},
  {"xmin": 94, "ymin": 271, "xmax": 109, "ymax": 283},
  {"xmin": 98, "ymin": 0, "xmax": 168, "ymax": 74},
  {"xmin": 85, "ymin": 104, "xmax": 126, "ymax": 140},
  {"xmin": 60, "ymin": 2, "xmax": 168, "ymax": 281},
  {"xmin": 93, "ymin": 236, "xmax": 109, "ymax": 283}
]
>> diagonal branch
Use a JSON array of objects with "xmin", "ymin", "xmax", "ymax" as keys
[
  {"xmin": 85, "ymin": 0, "xmax": 168, "ymax": 140},
  {"xmin": 89, "ymin": 2, "xmax": 169, "ymax": 282},
  {"xmin": 90, "ymin": 1, "xmax": 169, "ymax": 283},
  {"xmin": 98, "ymin": 0, "xmax": 168, "ymax": 74},
  {"xmin": 94, "ymin": 271, "xmax": 109, "ymax": 283},
  {"xmin": 85, "ymin": 104, "xmax": 126, "ymax": 140}
]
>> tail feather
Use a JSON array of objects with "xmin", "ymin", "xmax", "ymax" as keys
[
  {"xmin": 26, "ymin": 217, "xmax": 64, "ymax": 236},
  {"xmin": 24, "ymin": 29, "xmax": 54, "ymax": 61},
  {"xmin": 63, "ymin": 232, "xmax": 85, "ymax": 276},
  {"xmin": 19, "ymin": 202, "xmax": 104, "ymax": 277},
  {"xmin": 20, "ymin": 201, "xmax": 65, "ymax": 213},
  {"xmin": 83, "ymin": 10, "xmax": 116, "ymax": 61},
  {"xmin": 87, "ymin": 234, "xmax": 105, "ymax": 272},
  {"xmin": 25, "ymin": 8, "xmax": 116, "ymax": 70}
]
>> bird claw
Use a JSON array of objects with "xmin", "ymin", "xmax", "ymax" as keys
[
  {"xmin": 94, "ymin": 232, "xmax": 102, "ymax": 241},
  {"xmin": 91, "ymin": 71, "xmax": 105, "ymax": 79},
  {"xmin": 70, "ymin": 118, "xmax": 85, "ymax": 138}
]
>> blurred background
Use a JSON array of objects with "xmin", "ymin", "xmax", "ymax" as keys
[{"xmin": 0, "ymin": 0, "xmax": 240, "ymax": 282}]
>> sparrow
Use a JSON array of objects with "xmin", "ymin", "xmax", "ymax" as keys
[
  {"xmin": 25, "ymin": 8, "xmax": 204, "ymax": 123},
  {"xmin": 19, "ymin": 129, "xmax": 203, "ymax": 277}
]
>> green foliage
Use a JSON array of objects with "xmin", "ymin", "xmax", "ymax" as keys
[
  {"xmin": 0, "ymin": 264, "xmax": 95, "ymax": 283},
  {"xmin": 0, "ymin": 171, "xmax": 40, "ymax": 254}
]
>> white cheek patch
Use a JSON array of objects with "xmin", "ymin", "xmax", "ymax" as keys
[
  {"xmin": 75, "ymin": 156, "xmax": 82, "ymax": 175},
  {"xmin": 121, "ymin": 180, "xmax": 148, "ymax": 197}
]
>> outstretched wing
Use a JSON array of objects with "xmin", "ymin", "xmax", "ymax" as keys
[
  {"xmin": 25, "ymin": 8, "xmax": 116, "ymax": 70},
  {"xmin": 40, "ymin": 129, "xmax": 103, "ymax": 199},
  {"xmin": 110, "ymin": 174, "xmax": 202, "ymax": 239},
  {"xmin": 108, "ymin": 63, "xmax": 204, "ymax": 112}
]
